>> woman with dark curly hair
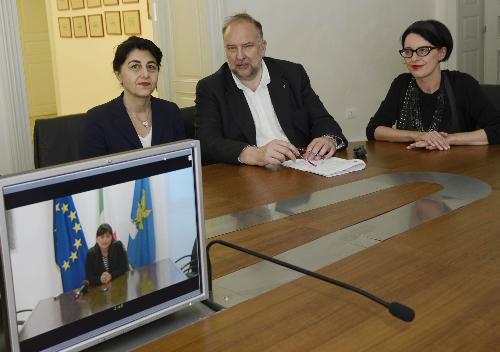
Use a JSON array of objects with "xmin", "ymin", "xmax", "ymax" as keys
[{"xmin": 81, "ymin": 36, "xmax": 185, "ymax": 159}]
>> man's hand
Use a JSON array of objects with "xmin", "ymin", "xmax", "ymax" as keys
[
  {"xmin": 303, "ymin": 137, "xmax": 337, "ymax": 161},
  {"xmin": 239, "ymin": 139, "xmax": 300, "ymax": 166}
]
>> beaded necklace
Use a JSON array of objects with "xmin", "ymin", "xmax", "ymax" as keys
[{"xmin": 396, "ymin": 77, "xmax": 445, "ymax": 132}]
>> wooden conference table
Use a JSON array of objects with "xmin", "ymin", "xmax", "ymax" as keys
[
  {"xmin": 138, "ymin": 141, "xmax": 500, "ymax": 351},
  {"xmin": 20, "ymin": 258, "xmax": 186, "ymax": 342}
]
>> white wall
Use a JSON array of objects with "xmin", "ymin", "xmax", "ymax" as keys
[
  {"xmin": 435, "ymin": 0, "xmax": 458, "ymax": 71},
  {"xmin": 8, "ymin": 169, "xmax": 198, "ymax": 313},
  {"xmin": 219, "ymin": 0, "xmax": 448, "ymax": 141}
]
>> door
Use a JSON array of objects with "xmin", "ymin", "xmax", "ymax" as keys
[
  {"xmin": 484, "ymin": 0, "xmax": 500, "ymax": 84},
  {"xmin": 457, "ymin": 0, "xmax": 485, "ymax": 82},
  {"xmin": 154, "ymin": 0, "xmax": 213, "ymax": 108},
  {"xmin": 16, "ymin": 0, "xmax": 57, "ymax": 130}
]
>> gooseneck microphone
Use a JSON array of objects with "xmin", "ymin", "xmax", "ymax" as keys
[
  {"xmin": 74, "ymin": 280, "xmax": 89, "ymax": 300},
  {"xmin": 206, "ymin": 239, "xmax": 415, "ymax": 322}
]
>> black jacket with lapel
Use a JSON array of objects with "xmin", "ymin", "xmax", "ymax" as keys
[
  {"xmin": 195, "ymin": 57, "xmax": 346, "ymax": 164},
  {"xmin": 80, "ymin": 93, "xmax": 186, "ymax": 160}
]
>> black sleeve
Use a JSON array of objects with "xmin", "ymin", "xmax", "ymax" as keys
[
  {"xmin": 110, "ymin": 241, "xmax": 129, "ymax": 280},
  {"xmin": 366, "ymin": 75, "xmax": 408, "ymax": 140},
  {"xmin": 85, "ymin": 249, "xmax": 102, "ymax": 286},
  {"xmin": 458, "ymin": 74, "xmax": 500, "ymax": 144},
  {"xmin": 296, "ymin": 64, "xmax": 348, "ymax": 149},
  {"xmin": 195, "ymin": 79, "xmax": 249, "ymax": 164},
  {"xmin": 80, "ymin": 108, "xmax": 108, "ymax": 160}
]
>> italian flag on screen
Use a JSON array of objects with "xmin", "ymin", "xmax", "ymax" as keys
[{"xmin": 99, "ymin": 188, "xmax": 118, "ymax": 240}]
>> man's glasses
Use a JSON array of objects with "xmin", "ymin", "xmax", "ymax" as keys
[
  {"xmin": 399, "ymin": 46, "xmax": 437, "ymax": 58},
  {"xmin": 297, "ymin": 148, "xmax": 323, "ymax": 167}
]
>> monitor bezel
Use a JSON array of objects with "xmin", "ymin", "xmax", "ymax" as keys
[{"xmin": 0, "ymin": 139, "xmax": 209, "ymax": 352}]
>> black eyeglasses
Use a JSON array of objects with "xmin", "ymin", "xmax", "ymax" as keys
[{"xmin": 399, "ymin": 46, "xmax": 438, "ymax": 58}]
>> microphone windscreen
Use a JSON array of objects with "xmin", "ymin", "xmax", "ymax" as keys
[{"xmin": 388, "ymin": 302, "xmax": 415, "ymax": 322}]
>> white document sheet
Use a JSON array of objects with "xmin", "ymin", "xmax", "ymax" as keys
[{"xmin": 282, "ymin": 157, "xmax": 366, "ymax": 177}]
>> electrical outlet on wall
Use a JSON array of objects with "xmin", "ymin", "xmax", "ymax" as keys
[{"xmin": 346, "ymin": 108, "xmax": 357, "ymax": 119}]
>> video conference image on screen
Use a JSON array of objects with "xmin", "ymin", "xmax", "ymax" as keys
[{"xmin": 4, "ymin": 164, "xmax": 201, "ymax": 351}]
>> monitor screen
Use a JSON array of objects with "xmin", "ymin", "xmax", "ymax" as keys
[{"xmin": 0, "ymin": 140, "xmax": 208, "ymax": 352}]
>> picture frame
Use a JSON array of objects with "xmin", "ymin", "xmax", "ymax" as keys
[
  {"xmin": 103, "ymin": 0, "xmax": 119, "ymax": 5},
  {"xmin": 57, "ymin": 0, "xmax": 70, "ymax": 11},
  {"xmin": 122, "ymin": 10, "xmax": 141, "ymax": 35},
  {"xmin": 105, "ymin": 11, "xmax": 122, "ymax": 35},
  {"xmin": 88, "ymin": 14, "xmax": 104, "ymax": 37},
  {"xmin": 70, "ymin": 0, "xmax": 85, "ymax": 10},
  {"xmin": 72, "ymin": 16, "xmax": 88, "ymax": 38},
  {"xmin": 58, "ymin": 17, "xmax": 72, "ymax": 38},
  {"xmin": 122, "ymin": 0, "xmax": 139, "ymax": 3},
  {"xmin": 86, "ymin": 0, "xmax": 102, "ymax": 8}
]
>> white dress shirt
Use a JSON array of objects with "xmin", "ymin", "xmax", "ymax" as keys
[
  {"xmin": 231, "ymin": 60, "xmax": 289, "ymax": 147},
  {"xmin": 138, "ymin": 128, "xmax": 152, "ymax": 148}
]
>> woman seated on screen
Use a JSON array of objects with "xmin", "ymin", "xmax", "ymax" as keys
[
  {"xmin": 81, "ymin": 36, "xmax": 186, "ymax": 159},
  {"xmin": 366, "ymin": 20, "xmax": 500, "ymax": 150},
  {"xmin": 86, "ymin": 223, "xmax": 129, "ymax": 286}
]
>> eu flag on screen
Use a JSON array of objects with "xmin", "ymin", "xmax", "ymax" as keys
[
  {"xmin": 53, "ymin": 196, "xmax": 88, "ymax": 292},
  {"xmin": 127, "ymin": 178, "xmax": 156, "ymax": 269}
]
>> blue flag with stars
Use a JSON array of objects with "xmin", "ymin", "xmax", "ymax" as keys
[
  {"xmin": 127, "ymin": 178, "xmax": 156, "ymax": 269},
  {"xmin": 53, "ymin": 196, "xmax": 88, "ymax": 292}
]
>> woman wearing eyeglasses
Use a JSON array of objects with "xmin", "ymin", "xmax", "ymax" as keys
[
  {"xmin": 366, "ymin": 20, "xmax": 500, "ymax": 150},
  {"xmin": 81, "ymin": 36, "xmax": 185, "ymax": 159}
]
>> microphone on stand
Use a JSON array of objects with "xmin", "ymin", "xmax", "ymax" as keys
[
  {"xmin": 206, "ymin": 240, "xmax": 415, "ymax": 322},
  {"xmin": 74, "ymin": 280, "xmax": 89, "ymax": 300}
]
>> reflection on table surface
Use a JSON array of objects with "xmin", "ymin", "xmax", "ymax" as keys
[
  {"xmin": 136, "ymin": 142, "xmax": 500, "ymax": 352},
  {"xmin": 19, "ymin": 257, "xmax": 186, "ymax": 341}
]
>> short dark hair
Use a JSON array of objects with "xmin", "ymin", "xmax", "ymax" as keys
[
  {"xmin": 222, "ymin": 13, "xmax": 263, "ymax": 39},
  {"xmin": 401, "ymin": 20, "xmax": 453, "ymax": 62},
  {"xmin": 112, "ymin": 36, "xmax": 163, "ymax": 72},
  {"xmin": 96, "ymin": 223, "xmax": 113, "ymax": 238}
]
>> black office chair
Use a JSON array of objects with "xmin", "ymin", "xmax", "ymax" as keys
[
  {"xmin": 481, "ymin": 84, "xmax": 500, "ymax": 111},
  {"xmin": 180, "ymin": 105, "xmax": 216, "ymax": 165},
  {"xmin": 33, "ymin": 114, "xmax": 86, "ymax": 168},
  {"xmin": 180, "ymin": 106, "xmax": 197, "ymax": 139},
  {"xmin": 174, "ymin": 238, "xmax": 199, "ymax": 278}
]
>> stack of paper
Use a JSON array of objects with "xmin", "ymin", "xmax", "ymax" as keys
[{"xmin": 282, "ymin": 157, "xmax": 366, "ymax": 177}]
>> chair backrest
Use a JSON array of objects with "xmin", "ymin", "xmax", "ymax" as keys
[
  {"xmin": 481, "ymin": 84, "xmax": 500, "ymax": 111},
  {"xmin": 180, "ymin": 106, "xmax": 197, "ymax": 139},
  {"xmin": 33, "ymin": 114, "xmax": 86, "ymax": 168}
]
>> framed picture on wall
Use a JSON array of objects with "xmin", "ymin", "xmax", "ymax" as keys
[
  {"xmin": 87, "ymin": 0, "xmax": 102, "ymax": 8},
  {"xmin": 103, "ymin": 0, "xmax": 119, "ymax": 5},
  {"xmin": 122, "ymin": 10, "xmax": 141, "ymax": 35},
  {"xmin": 57, "ymin": 0, "xmax": 70, "ymax": 11},
  {"xmin": 122, "ymin": 0, "xmax": 139, "ymax": 3},
  {"xmin": 70, "ymin": 0, "xmax": 85, "ymax": 10},
  {"xmin": 58, "ymin": 17, "xmax": 72, "ymax": 38},
  {"xmin": 72, "ymin": 16, "xmax": 88, "ymax": 38},
  {"xmin": 105, "ymin": 11, "xmax": 122, "ymax": 35},
  {"xmin": 88, "ymin": 14, "xmax": 104, "ymax": 37}
]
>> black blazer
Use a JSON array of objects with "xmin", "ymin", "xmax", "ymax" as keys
[
  {"xmin": 80, "ymin": 93, "xmax": 186, "ymax": 159},
  {"xmin": 195, "ymin": 57, "xmax": 347, "ymax": 164},
  {"xmin": 85, "ymin": 240, "xmax": 129, "ymax": 286}
]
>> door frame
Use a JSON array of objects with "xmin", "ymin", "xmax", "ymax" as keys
[
  {"xmin": 153, "ymin": 0, "xmax": 224, "ymax": 102},
  {"xmin": 456, "ymin": 0, "xmax": 485, "ymax": 83}
]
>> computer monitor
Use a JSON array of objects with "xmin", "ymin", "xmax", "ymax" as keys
[{"xmin": 0, "ymin": 140, "xmax": 208, "ymax": 351}]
